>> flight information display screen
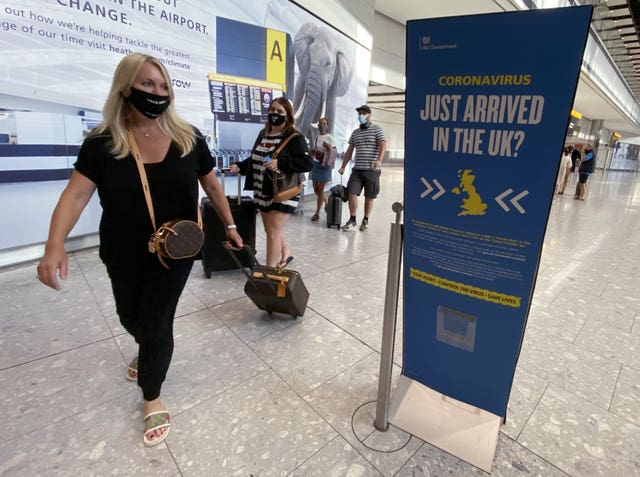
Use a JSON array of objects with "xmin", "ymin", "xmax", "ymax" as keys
[{"xmin": 208, "ymin": 74, "xmax": 283, "ymax": 123}]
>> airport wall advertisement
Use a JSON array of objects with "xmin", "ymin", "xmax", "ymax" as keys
[{"xmin": 0, "ymin": 0, "xmax": 370, "ymax": 250}]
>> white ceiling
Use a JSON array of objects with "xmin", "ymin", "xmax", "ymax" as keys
[{"xmin": 372, "ymin": 0, "xmax": 640, "ymax": 137}]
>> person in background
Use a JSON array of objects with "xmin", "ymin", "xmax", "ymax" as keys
[
  {"xmin": 309, "ymin": 117, "xmax": 337, "ymax": 221},
  {"xmin": 570, "ymin": 145, "xmax": 583, "ymax": 197},
  {"xmin": 230, "ymin": 97, "xmax": 312, "ymax": 266},
  {"xmin": 556, "ymin": 146, "xmax": 573, "ymax": 195},
  {"xmin": 561, "ymin": 145, "xmax": 575, "ymax": 193},
  {"xmin": 575, "ymin": 143, "xmax": 595, "ymax": 200},
  {"xmin": 571, "ymin": 145, "xmax": 582, "ymax": 173},
  {"xmin": 36, "ymin": 53, "xmax": 242, "ymax": 446},
  {"xmin": 337, "ymin": 104, "xmax": 387, "ymax": 231}
]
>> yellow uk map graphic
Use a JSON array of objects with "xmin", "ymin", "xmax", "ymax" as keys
[{"xmin": 451, "ymin": 169, "xmax": 487, "ymax": 216}]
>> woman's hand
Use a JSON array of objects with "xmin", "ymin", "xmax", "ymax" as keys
[
  {"xmin": 229, "ymin": 164, "xmax": 240, "ymax": 174},
  {"xmin": 264, "ymin": 158, "xmax": 279, "ymax": 171},
  {"xmin": 35, "ymin": 170, "xmax": 96, "ymax": 291},
  {"xmin": 224, "ymin": 229, "xmax": 244, "ymax": 250}
]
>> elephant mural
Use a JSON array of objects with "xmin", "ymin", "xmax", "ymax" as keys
[{"xmin": 293, "ymin": 22, "xmax": 354, "ymax": 140}]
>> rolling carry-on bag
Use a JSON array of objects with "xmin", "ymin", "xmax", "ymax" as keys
[
  {"xmin": 201, "ymin": 173, "xmax": 257, "ymax": 277},
  {"xmin": 227, "ymin": 245, "xmax": 309, "ymax": 319},
  {"xmin": 326, "ymin": 193, "xmax": 342, "ymax": 229},
  {"xmin": 327, "ymin": 178, "xmax": 346, "ymax": 229}
]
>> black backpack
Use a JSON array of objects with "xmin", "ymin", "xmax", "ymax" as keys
[{"xmin": 329, "ymin": 184, "xmax": 348, "ymax": 202}]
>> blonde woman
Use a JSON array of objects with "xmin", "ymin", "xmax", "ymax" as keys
[{"xmin": 37, "ymin": 53, "xmax": 242, "ymax": 446}]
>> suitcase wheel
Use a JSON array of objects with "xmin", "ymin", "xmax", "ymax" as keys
[{"xmin": 202, "ymin": 256, "xmax": 211, "ymax": 278}]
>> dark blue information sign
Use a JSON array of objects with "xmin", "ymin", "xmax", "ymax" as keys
[{"xmin": 403, "ymin": 7, "xmax": 591, "ymax": 417}]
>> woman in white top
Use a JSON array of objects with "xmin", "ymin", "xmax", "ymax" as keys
[
  {"xmin": 556, "ymin": 146, "xmax": 572, "ymax": 195},
  {"xmin": 309, "ymin": 117, "xmax": 337, "ymax": 221}
]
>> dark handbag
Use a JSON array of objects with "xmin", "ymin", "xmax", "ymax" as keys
[
  {"xmin": 150, "ymin": 219, "xmax": 205, "ymax": 260},
  {"xmin": 330, "ymin": 184, "xmax": 348, "ymax": 202},
  {"xmin": 272, "ymin": 172, "xmax": 304, "ymax": 203},
  {"xmin": 128, "ymin": 131, "xmax": 204, "ymax": 269},
  {"xmin": 269, "ymin": 133, "xmax": 304, "ymax": 203},
  {"xmin": 226, "ymin": 245, "xmax": 309, "ymax": 318}
]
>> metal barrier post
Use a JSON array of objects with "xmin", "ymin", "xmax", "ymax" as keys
[{"xmin": 374, "ymin": 201, "xmax": 404, "ymax": 431}]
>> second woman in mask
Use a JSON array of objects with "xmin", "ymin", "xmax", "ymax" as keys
[{"xmin": 230, "ymin": 98, "xmax": 312, "ymax": 267}]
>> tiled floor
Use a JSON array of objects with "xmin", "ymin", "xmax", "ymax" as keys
[{"xmin": 0, "ymin": 167, "xmax": 639, "ymax": 476}]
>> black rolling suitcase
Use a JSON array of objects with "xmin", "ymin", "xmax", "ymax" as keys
[
  {"xmin": 326, "ymin": 193, "xmax": 342, "ymax": 228},
  {"xmin": 201, "ymin": 173, "xmax": 257, "ymax": 278},
  {"xmin": 227, "ymin": 245, "xmax": 309, "ymax": 319},
  {"xmin": 327, "ymin": 180, "xmax": 347, "ymax": 229}
]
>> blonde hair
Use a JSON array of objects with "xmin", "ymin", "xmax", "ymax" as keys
[{"xmin": 90, "ymin": 52, "xmax": 195, "ymax": 158}]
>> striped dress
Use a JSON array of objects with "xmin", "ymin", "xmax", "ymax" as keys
[{"xmin": 251, "ymin": 134, "xmax": 303, "ymax": 214}]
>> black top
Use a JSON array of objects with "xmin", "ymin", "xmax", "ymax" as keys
[
  {"xmin": 236, "ymin": 131, "xmax": 311, "ymax": 195},
  {"xmin": 570, "ymin": 148, "xmax": 581, "ymax": 168},
  {"xmin": 75, "ymin": 131, "xmax": 214, "ymax": 262}
]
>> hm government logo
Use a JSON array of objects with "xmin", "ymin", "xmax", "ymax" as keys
[
  {"xmin": 419, "ymin": 34, "xmax": 457, "ymax": 52},
  {"xmin": 419, "ymin": 35, "xmax": 431, "ymax": 51}
]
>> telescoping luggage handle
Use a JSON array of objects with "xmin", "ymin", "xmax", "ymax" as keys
[
  {"xmin": 224, "ymin": 244, "xmax": 289, "ymax": 296},
  {"xmin": 220, "ymin": 170, "xmax": 243, "ymax": 206}
]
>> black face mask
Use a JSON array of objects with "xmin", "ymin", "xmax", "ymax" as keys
[
  {"xmin": 268, "ymin": 113, "xmax": 286, "ymax": 126},
  {"xmin": 127, "ymin": 87, "xmax": 170, "ymax": 119}
]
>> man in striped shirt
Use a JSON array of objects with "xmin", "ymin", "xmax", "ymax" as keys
[{"xmin": 338, "ymin": 105, "xmax": 387, "ymax": 231}]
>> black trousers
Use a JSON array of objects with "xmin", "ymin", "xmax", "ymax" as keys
[{"xmin": 105, "ymin": 252, "xmax": 194, "ymax": 401}]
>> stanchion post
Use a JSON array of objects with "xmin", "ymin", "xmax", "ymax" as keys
[{"xmin": 374, "ymin": 201, "xmax": 404, "ymax": 431}]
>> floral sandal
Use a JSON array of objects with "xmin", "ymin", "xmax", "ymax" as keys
[
  {"xmin": 126, "ymin": 356, "xmax": 138, "ymax": 382},
  {"xmin": 143, "ymin": 410, "xmax": 171, "ymax": 447}
]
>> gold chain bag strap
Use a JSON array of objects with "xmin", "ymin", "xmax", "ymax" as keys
[
  {"xmin": 128, "ymin": 130, "xmax": 204, "ymax": 269},
  {"xmin": 270, "ymin": 133, "xmax": 304, "ymax": 203}
]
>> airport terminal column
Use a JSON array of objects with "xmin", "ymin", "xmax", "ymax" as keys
[
  {"xmin": 374, "ymin": 201, "xmax": 404, "ymax": 431},
  {"xmin": 589, "ymin": 119, "xmax": 604, "ymax": 168}
]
